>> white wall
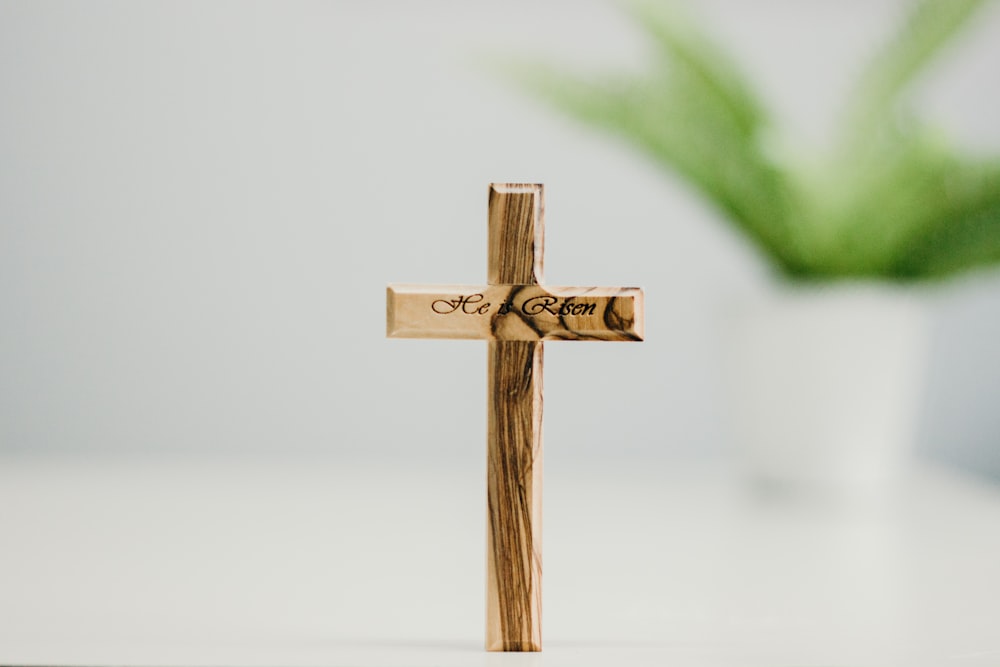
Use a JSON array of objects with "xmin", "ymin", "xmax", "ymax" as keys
[{"xmin": 2, "ymin": 1, "xmax": 999, "ymax": 476}]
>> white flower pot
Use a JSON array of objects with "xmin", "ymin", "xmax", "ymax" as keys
[{"xmin": 722, "ymin": 284, "xmax": 929, "ymax": 495}]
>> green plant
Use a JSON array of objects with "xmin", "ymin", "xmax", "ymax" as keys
[{"xmin": 502, "ymin": 0, "xmax": 1000, "ymax": 281}]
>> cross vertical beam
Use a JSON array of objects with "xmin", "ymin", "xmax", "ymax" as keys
[{"xmin": 485, "ymin": 184, "xmax": 544, "ymax": 652}]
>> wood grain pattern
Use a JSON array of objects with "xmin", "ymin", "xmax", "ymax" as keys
[
  {"xmin": 488, "ymin": 183, "xmax": 544, "ymax": 285},
  {"xmin": 486, "ymin": 339, "xmax": 543, "ymax": 652},
  {"xmin": 486, "ymin": 183, "xmax": 544, "ymax": 652},
  {"xmin": 386, "ymin": 284, "xmax": 644, "ymax": 341}
]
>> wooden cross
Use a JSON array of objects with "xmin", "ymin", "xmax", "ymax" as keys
[{"xmin": 386, "ymin": 183, "xmax": 644, "ymax": 652}]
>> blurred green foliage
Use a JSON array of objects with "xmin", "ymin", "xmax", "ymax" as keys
[{"xmin": 503, "ymin": 0, "xmax": 1000, "ymax": 281}]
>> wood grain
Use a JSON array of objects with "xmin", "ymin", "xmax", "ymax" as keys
[
  {"xmin": 488, "ymin": 183, "xmax": 544, "ymax": 285},
  {"xmin": 386, "ymin": 284, "xmax": 644, "ymax": 341},
  {"xmin": 486, "ymin": 339, "xmax": 543, "ymax": 652},
  {"xmin": 486, "ymin": 183, "xmax": 544, "ymax": 652}
]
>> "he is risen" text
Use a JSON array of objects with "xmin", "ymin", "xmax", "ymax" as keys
[{"xmin": 431, "ymin": 294, "xmax": 597, "ymax": 318}]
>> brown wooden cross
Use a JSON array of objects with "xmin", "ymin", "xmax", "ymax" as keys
[{"xmin": 386, "ymin": 183, "xmax": 644, "ymax": 652}]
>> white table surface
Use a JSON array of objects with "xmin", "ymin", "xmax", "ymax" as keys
[{"xmin": 2, "ymin": 456, "xmax": 999, "ymax": 667}]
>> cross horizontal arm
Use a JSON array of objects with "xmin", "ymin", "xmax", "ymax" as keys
[{"xmin": 387, "ymin": 284, "xmax": 643, "ymax": 341}]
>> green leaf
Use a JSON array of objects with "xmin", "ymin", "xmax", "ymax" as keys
[
  {"xmin": 889, "ymin": 161, "xmax": 1000, "ymax": 278},
  {"xmin": 807, "ymin": 126, "xmax": 956, "ymax": 275},
  {"xmin": 626, "ymin": 0, "xmax": 766, "ymax": 138},
  {"xmin": 846, "ymin": 0, "xmax": 989, "ymax": 137}
]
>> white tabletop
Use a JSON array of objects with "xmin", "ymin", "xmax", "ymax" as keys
[{"xmin": 2, "ymin": 456, "xmax": 999, "ymax": 667}]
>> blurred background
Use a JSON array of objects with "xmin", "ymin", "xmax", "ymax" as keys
[{"xmin": 2, "ymin": 0, "xmax": 999, "ymax": 480}]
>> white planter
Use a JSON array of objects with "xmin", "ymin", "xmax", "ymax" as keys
[{"xmin": 723, "ymin": 283, "xmax": 929, "ymax": 495}]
